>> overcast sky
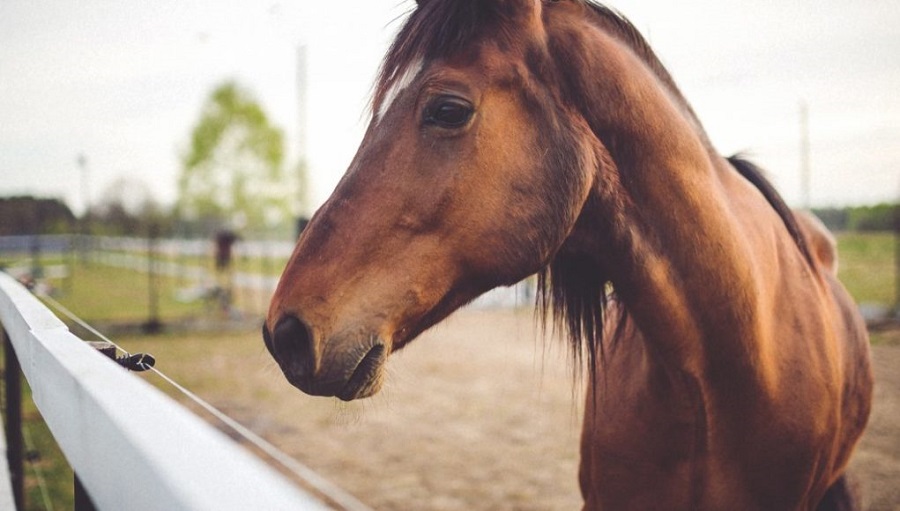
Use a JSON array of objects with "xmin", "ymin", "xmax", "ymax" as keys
[{"xmin": 1, "ymin": 0, "xmax": 898, "ymax": 217}]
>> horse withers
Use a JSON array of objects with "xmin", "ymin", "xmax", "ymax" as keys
[{"xmin": 264, "ymin": 1, "xmax": 873, "ymax": 509}]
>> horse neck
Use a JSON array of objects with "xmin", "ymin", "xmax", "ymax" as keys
[{"xmin": 556, "ymin": 24, "xmax": 773, "ymax": 372}]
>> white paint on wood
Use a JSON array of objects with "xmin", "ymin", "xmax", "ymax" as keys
[{"xmin": 0, "ymin": 272, "xmax": 331, "ymax": 511}]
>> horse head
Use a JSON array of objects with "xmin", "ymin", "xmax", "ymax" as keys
[{"xmin": 264, "ymin": 0, "xmax": 607, "ymax": 400}]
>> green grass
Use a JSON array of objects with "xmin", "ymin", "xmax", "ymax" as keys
[
  {"xmin": 870, "ymin": 328, "xmax": 900, "ymax": 346},
  {"xmin": 836, "ymin": 232, "xmax": 897, "ymax": 306},
  {"xmin": 1, "ymin": 248, "xmax": 284, "ymax": 322},
  {"xmin": 64, "ymin": 263, "xmax": 206, "ymax": 322},
  {"xmin": 3, "ymin": 255, "xmax": 272, "ymax": 324}
]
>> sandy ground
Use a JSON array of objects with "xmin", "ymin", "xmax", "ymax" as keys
[
  {"xmin": 142, "ymin": 310, "xmax": 899, "ymax": 510},
  {"xmin": 850, "ymin": 336, "xmax": 900, "ymax": 511}
]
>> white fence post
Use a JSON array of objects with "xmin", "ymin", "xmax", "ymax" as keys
[{"xmin": 1, "ymin": 325, "xmax": 23, "ymax": 510}]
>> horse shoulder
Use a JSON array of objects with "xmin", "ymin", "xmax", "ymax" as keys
[{"xmin": 708, "ymin": 238, "xmax": 872, "ymax": 508}]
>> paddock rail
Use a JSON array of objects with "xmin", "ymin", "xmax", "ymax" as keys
[{"xmin": 0, "ymin": 270, "xmax": 332, "ymax": 510}]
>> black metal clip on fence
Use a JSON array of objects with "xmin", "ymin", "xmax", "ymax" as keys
[
  {"xmin": 88, "ymin": 341, "xmax": 155, "ymax": 372},
  {"xmin": 116, "ymin": 353, "xmax": 156, "ymax": 372}
]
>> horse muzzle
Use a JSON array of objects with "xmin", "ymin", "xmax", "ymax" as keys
[{"xmin": 262, "ymin": 316, "xmax": 388, "ymax": 401}]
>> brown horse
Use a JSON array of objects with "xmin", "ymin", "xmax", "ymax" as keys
[{"xmin": 264, "ymin": 1, "xmax": 873, "ymax": 509}]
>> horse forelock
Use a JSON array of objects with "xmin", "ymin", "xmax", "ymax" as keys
[
  {"xmin": 374, "ymin": 1, "xmax": 493, "ymax": 118},
  {"xmin": 374, "ymin": 0, "xmax": 555, "ymax": 119},
  {"xmin": 376, "ymin": 57, "xmax": 424, "ymax": 122}
]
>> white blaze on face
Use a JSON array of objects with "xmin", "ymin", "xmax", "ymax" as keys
[{"xmin": 377, "ymin": 57, "xmax": 424, "ymax": 123}]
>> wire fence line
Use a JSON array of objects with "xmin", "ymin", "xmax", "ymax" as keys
[
  {"xmin": 0, "ymin": 235, "xmax": 297, "ymax": 260},
  {"xmin": 38, "ymin": 292, "xmax": 373, "ymax": 511},
  {"xmin": 0, "ymin": 270, "xmax": 368, "ymax": 511}
]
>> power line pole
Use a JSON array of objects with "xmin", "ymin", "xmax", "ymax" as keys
[
  {"xmin": 77, "ymin": 154, "xmax": 91, "ymax": 265},
  {"xmin": 297, "ymin": 44, "xmax": 308, "ymax": 175},
  {"xmin": 295, "ymin": 44, "xmax": 311, "ymax": 237},
  {"xmin": 297, "ymin": 44, "xmax": 310, "ymax": 220},
  {"xmin": 894, "ymin": 188, "xmax": 899, "ymax": 315},
  {"xmin": 799, "ymin": 101, "xmax": 811, "ymax": 210},
  {"xmin": 78, "ymin": 154, "xmax": 90, "ymax": 218}
]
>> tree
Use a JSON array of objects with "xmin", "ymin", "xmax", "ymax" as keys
[
  {"xmin": 177, "ymin": 81, "xmax": 294, "ymax": 235},
  {"xmin": 813, "ymin": 204, "xmax": 899, "ymax": 233},
  {"xmin": 849, "ymin": 203, "xmax": 898, "ymax": 232},
  {"xmin": 0, "ymin": 196, "xmax": 75, "ymax": 235},
  {"xmin": 92, "ymin": 176, "xmax": 164, "ymax": 236}
]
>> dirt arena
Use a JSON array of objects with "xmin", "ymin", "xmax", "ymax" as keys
[{"xmin": 145, "ymin": 309, "xmax": 900, "ymax": 510}]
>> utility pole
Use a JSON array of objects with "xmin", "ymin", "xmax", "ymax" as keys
[
  {"xmin": 297, "ymin": 44, "xmax": 308, "ymax": 177},
  {"xmin": 78, "ymin": 154, "xmax": 90, "ymax": 219},
  {"xmin": 77, "ymin": 154, "xmax": 91, "ymax": 264},
  {"xmin": 296, "ymin": 44, "xmax": 311, "ymax": 224},
  {"xmin": 894, "ymin": 188, "xmax": 899, "ymax": 316},
  {"xmin": 799, "ymin": 101, "xmax": 811, "ymax": 210}
]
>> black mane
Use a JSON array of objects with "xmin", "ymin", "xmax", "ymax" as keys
[{"xmin": 727, "ymin": 155, "xmax": 815, "ymax": 267}]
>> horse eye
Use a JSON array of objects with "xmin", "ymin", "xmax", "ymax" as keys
[{"xmin": 424, "ymin": 97, "xmax": 473, "ymax": 129}]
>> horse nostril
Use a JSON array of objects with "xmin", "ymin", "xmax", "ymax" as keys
[{"xmin": 270, "ymin": 315, "xmax": 316, "ymax": 381}]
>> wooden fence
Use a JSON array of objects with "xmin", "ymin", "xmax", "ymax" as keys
[{"xmin": 0, "ymin": 271, "xmax": 331, "ymax": 510}]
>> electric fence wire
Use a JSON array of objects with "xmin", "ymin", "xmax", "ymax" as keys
[{"xmin": 36, "ymin": 292, "xmax": 373, "ymax": 511}]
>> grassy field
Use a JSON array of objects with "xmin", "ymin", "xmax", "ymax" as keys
[
  {"xmin": 1, "ymin": 253, "xmax": 273, "ymax": 325},
  {"xmin": 63, "ymin": 263, "xmax": 204, "ymax": 322},
  {"xmin": 836, "ymin": 232, "xmax": 897, "ymax": 306},
  {"xmin": 0, "ymin": 231, "xmax": 896, "ymax": 510}
]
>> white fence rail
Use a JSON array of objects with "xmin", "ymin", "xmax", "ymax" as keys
[{"xmin": 0, "ymin": 271, "xmax": 330, "ymax": 511}]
